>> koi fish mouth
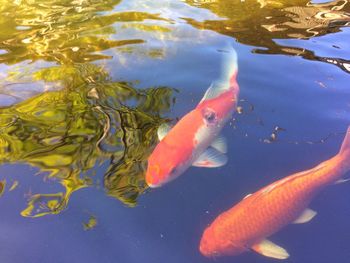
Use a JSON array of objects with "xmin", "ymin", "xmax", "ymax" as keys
[
  {"xmin": 145, "ymin": 164, "xmax": 162, "ymax": 188},
  {"xmin": 199, "ymin": 242, "xmax": 220, "ymax": 258},
  {"xmin": 146, "ymin": 174, "xmax": 172, "ymax": 188},
  {"xmin": 147, "ymin": 181, "xmax": 162, "ymax": 188},
  {"xmin": 146, "ymin": 175, "xmax": 161, "ymax": 188}
]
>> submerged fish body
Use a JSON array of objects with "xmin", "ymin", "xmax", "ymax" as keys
[
  {"xmin": 200, "ymin": 127, "xmax": 350, "ymax": 259},
  {"xmin": 146, "ymin": 46, "xmax": 240, "ymax": 188}
]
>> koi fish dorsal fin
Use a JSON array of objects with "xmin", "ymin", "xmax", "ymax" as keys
[
  {"xmin": 339, "ymin": 126, "xmax": 350, "ymax": 160},
  {"xmin": 243, "ymin": 193, "xmax": 252, "ymax": 200},
  {"xmin": 157, "ymin": 123, "xmax": 172, "ymax": 141},
  {"xmin": 251, "ymin": 239, "xmax": 290, "ymax": 260},
  {"xmin": 292, "ymin": 208, "xmax": 317, "ymax": 224},
  {"xmin": 334, "ymin": 126, "xmax": 350, "ymax": 182},
  {"xmin": 192, "ymin": 148, "xmax": 228, "ymax": 168}
]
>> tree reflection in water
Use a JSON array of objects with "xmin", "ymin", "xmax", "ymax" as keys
[
  {"xmin": 0, "ymin": 63, "xmax": 175, "ymax": 216},
  {"xmin": 185, "ymin": 0, "xmax": 350, "ymax": 73}
]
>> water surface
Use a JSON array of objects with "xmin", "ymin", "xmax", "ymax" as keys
[{"xmin": 1, "ymin": 1, "xmax": 350, "ymax": 262}]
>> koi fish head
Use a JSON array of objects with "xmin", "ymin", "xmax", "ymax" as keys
[
  {"xmin": 199, "ymin": 227, "xmax": 219, "ymax": 257},
  {"xmin": 145, "ymin": 143, "xmax": 187, "ymax": 188},
  {"xmin": 200, "ymin": 226, "xmax": 246, "ymax": 257}
]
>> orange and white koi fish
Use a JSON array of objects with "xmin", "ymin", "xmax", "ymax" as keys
[
  {"xmin": 200, "ymin": 127, "xmax": 350, "ymax": 260},
  {"xmin": 145, "ymin": 46, "xmax": 240, "ymax": 188}
]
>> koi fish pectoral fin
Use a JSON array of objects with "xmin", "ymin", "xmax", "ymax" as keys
[
  {"xmin": 292, "ymin": 208, "xmax": 317, "ymax": 224},
  {"xmin": 157, "ymin": 123, "xmax": 172, "ymax": 141},
  {"xmin": 211, "ymin": 135, "xmax": 227, "ymax": 154},
  {"xmin": 192, "ymin": 148, "xmax": 228, "ymax": 168},
  {"xmin": 251, "ymin": 239, "xmax": 290, "ymax": 260}
]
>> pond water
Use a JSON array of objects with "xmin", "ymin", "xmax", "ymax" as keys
[{"xmin": 1, "ymin": 0, "xmax": 350, "ymax": 262}]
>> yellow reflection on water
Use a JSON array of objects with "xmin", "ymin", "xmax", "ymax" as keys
[
  {"xmin": 185, "ymin": 0, "xmax": 350, "ymax": 72},
  {"xmin": 0, "ymin": 63, "xmax": 174, "ymax": 216},
  {"xmin": 0, "ymin": 0, "xmax": 171, "ymax": 64}
]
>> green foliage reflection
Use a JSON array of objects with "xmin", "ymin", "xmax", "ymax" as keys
[
  {"xmin": 0, "ymin": 0, "xmax": 178, "ymax": 217},
  {"xmin": 0, "ymin": 63, "xmax": 174, "ymax": 216}
]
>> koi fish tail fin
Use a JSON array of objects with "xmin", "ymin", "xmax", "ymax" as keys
[
  {"xmin": 338, "ymin": 126, "xmax": 350, "ymax": 169},
  {"xmin": 200, "ymin": 44, "xmax": 239, "ymax": 103},
  {"xmin": 219, "ymin": 43, "xmax": 238, "ymax": 85}
]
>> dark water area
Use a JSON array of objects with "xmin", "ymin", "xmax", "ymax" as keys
[{"xmin": 0, "ymin": 0, "xmax": 350, "ymax": 262}]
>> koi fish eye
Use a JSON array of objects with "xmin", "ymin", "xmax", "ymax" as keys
[{"xmin": 202, "ymin": 108, "xmax": 218, "ymax": 125}]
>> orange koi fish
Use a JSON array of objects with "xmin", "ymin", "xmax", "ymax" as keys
[
  {"xmin": 200, "ymin": 127, "xmax": 350, "ymax": 260},
  {"xmin": 146, "ymin": 46, "xmax": 240, "ymax": 187}
]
